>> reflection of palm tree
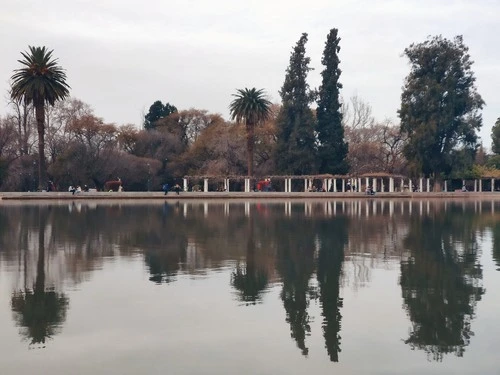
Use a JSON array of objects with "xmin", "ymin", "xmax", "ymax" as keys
[
  {"xmin": 317, "ymin": 217, "xmax": 347, "ymax": 362},
  {"xmin": 400, "ymin": 213, "xmax": 484, "ymax": 360},
  {"xmin": 11, "ymin": 209, "xmax": 69, "ymax": 346},
  {"xmin": 231, "ymin": 219, "xmax": 269, "ymax": 304}
]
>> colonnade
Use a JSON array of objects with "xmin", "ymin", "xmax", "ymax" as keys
[{"xmin": 181, "ymin": 177, "xmax": 498, "ymax": 193}]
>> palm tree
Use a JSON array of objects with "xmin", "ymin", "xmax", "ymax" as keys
[
  {"xmin": 229, "ymin": 88, "xmax": 271, "ymax": 177},
  {"xmin": 11, "ymin": 46, "xmax": 70, "ymax": 190}
]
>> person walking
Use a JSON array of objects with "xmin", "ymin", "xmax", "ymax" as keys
[{"xmin": 162, "ymin": 183, "xmax": 170, "ymax": 195}]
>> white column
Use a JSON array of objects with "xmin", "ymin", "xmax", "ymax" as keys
[
  {"xmin": 426, "ymin": 178, "xmax": 430, "ymax": 192},
  {"xmin": 304, "ymin": 178, "xmax": 308, "ymax": 192},
  {"xmin": 474, "ymin": 180, "xmax": 478, "ymax": 192},
  {"xmin": 204, "ymin": 178, "xmax": 208, "ymax": 192},
  {"xmin": 389, "ymin": 177, "xmax": 394, "ymax": 193},
  {"xmin": 245, "ymin": 178, "xmax": 250, "ymax": 192},
  {"xmin": 492, "ymin": 178, "xmax": 495, "ymax": 192},
  {"xmin": 444, "ymin": 180, "xmax": 448, "ymax": 192},
  {"xmin": 183, "ymin": 178, "xmax": 188, "ymax": 192},
  {"xmin": 342, "ymin": 179, "xmax": 345, "ymax": 192},
  {"xmin": 334, "ymin": 178, "xmax": 338, "ymax": 192},
  {"xmin": 419, "ymin": 178, "xmax": 423, "ymax": 192},
  {"xmin": 365, "ymin": 177, "xmax": 369, "ymax": 192},
  {"xmin": 401, "ymin": 178, "xmax": 404, "ymax": 192},
  {"xmin": 358, "ymin": 178, "xmax": 362, "ymax": 192},
  {"xmin": 479, "ymin": 179, "xmax": 482, "ymax": 192},
  {"xmin": 373, "ymin": 178, "xmax": 377, "ymax": 192}
]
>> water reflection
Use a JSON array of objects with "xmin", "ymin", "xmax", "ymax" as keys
[
  {"xmin": 0, "ymin": 199, "xmax": 496, "ymax": 361},
  {"xmin": 316, "ymin": 216, "xmax": 347, "ymax": 362},
  {"xmin": 400, "ymin": 205, "xmax": 485, "ymax": 361},
  {"xmin": 231, "ymin": 219, "xmax": 270, "ymax": 304},
  {"xmin": 9, "ymin": 207, "xmax": 69, "ymax": 348},
  {"xmin": 276, "ymin": 215, "xmax": 316, "ymax": 356}
]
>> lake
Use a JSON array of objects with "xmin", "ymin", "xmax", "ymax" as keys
[{"xmin": 0, "ymin": 199, "xmax": 499, "ymax": 374}]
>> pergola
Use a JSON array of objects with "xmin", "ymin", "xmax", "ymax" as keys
[
  {"xmin": 181, "ymin": 173, "xmax": 413, "ymax": 193},
  {"xmin": 181, "ymin": 173, "xmax": 500, "ymax": 193}
]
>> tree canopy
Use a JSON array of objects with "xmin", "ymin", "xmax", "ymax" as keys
[
  {"xmin": 144, "ymin": 100, "xmax": 177, "ymax": 130},
  {"xmin": 275, "ymin": 33, "xmax": 317, "ymax": 175},
  {"xmin": 399, "ymin": 35, "xmax": 484, "ymax": 178},
  {"xmin": 491, "ymin": 117, "xmax": 500, "ymax": 155},
  {"xmin": 316, "ymin": 28, "xmax": 349, "ymax": 175}
]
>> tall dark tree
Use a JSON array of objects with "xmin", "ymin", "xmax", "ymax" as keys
[
  {"xmin": 229, "ymin": 88, "xmax": 272, "ymax": 176},
  {"xmin": 11, "ymin": 46, "xmax": 70, "ymax": 189},
  {"xmin": 317, "ymin": 28, "xmax": 349, "ymax": 174},
  {"xmin": 144, "ymin": 100, "xmax": 177, "ymax": 130},
  {"xmin": 275, "ymin": 33, "xmax": 317, "ymax": 175},
  {"xmin": 491, "ymin": 117, "xmax": 500, "ymax": 155},
  {"xmin": 399, "ymin": 35, "xmax": 484, "ymax": 183}
]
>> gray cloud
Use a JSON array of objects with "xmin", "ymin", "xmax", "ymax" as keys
[{"xmin": 1, "ymin": 0, "xmax": 499, "ymax": 147}]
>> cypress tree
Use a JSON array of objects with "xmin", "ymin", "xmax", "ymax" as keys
[
  {"xmin": 317, "ymin": 28, "xmax": 349, "ymax": 174},
  {"xmin": 275, "ymin": 33, "xmax": 317, "ymax": 175}
]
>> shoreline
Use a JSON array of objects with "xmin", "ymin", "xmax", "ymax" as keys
[{"xmin": 2, "ymin": 191, "xmax": 500, "ymax": 201}]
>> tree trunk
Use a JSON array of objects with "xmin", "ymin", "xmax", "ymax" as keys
[
  {"xmin": 35, "ymin": 102, "xmax": 46, "ymax": 190},
  {"xmin": 246, "ymin": 122, "xmax": 254, "ymax": 177}
]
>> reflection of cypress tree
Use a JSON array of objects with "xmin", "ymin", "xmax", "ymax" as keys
[
  {"xmin": 144, "ymin": 238, "xmax": 186, "ymax": 284},
  {"xmin": 400, "ymin": 212, "xmax": 484, "ymax": 361},
  {"xmin": 492, "ymin": 222, "xmax": 500, "ymax": 271},
  {"xmin": 276, "ymin": 219, "xmax": 315, "ymax": 356},
  {"xmin": 231, "ymin": 218, "xmax": 268, "ymax": 304},
  {"xmin": 316, "ymin": 217, "xmax": 348, "ymax": 362},
  {"xmin": 11, "ymin": 208, "xmax": 69, "ymax": 347}
]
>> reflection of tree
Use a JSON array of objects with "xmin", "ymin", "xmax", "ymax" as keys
[
  {"xmin": 275, "ymin": 220, "xmax": 315, "ymax": 356},
  {"xmin": 143, "ymin": 226, "xmax": 187, "ymax": 284},
  {"xmin": 316, "ymin": 217, "xmax": 348, "ymax": 362},
  {"xmin": 231, "ymin": 219, "xmax": 269, "ymax": 304},
  {"xmin": 400, "ymin": 211, "xmax": 484, "ymax": 361},
  {"xmin": 11, "ymin": 209, "xmax": 69, "ymax": 347},
  {"xmin": 492, "ymin": 221, "xmax": 500, "ymax": 271}
]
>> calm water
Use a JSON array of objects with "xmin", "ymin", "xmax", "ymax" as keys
[{"xmin": 0, "ymin": 199, "xmax": 499, "ymax": 374}]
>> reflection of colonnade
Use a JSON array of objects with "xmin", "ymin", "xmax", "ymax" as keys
[
  {"xmin": 179, "ymin": 200, "xmax": 500, "ymax": 220},
  {"xmin": 182, "ymin": 174, "xmax": 500, "ymax": 193}
]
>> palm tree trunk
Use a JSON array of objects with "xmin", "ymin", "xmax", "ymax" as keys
[
  {"xmin": 35, "ymin": 102, "xmax": 47, "ymax": 190},
  {"xmin": 246, "ymin": 122, "xmax": 255, "ymax": 177},
  {"xmin": 35, "ymin": 208, "xmax": 46, "ymax": 295}
]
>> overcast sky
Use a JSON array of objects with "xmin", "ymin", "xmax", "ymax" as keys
[{"xmin": 1, "ymin": 0, "xmax": 499, "ymax": 148}]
